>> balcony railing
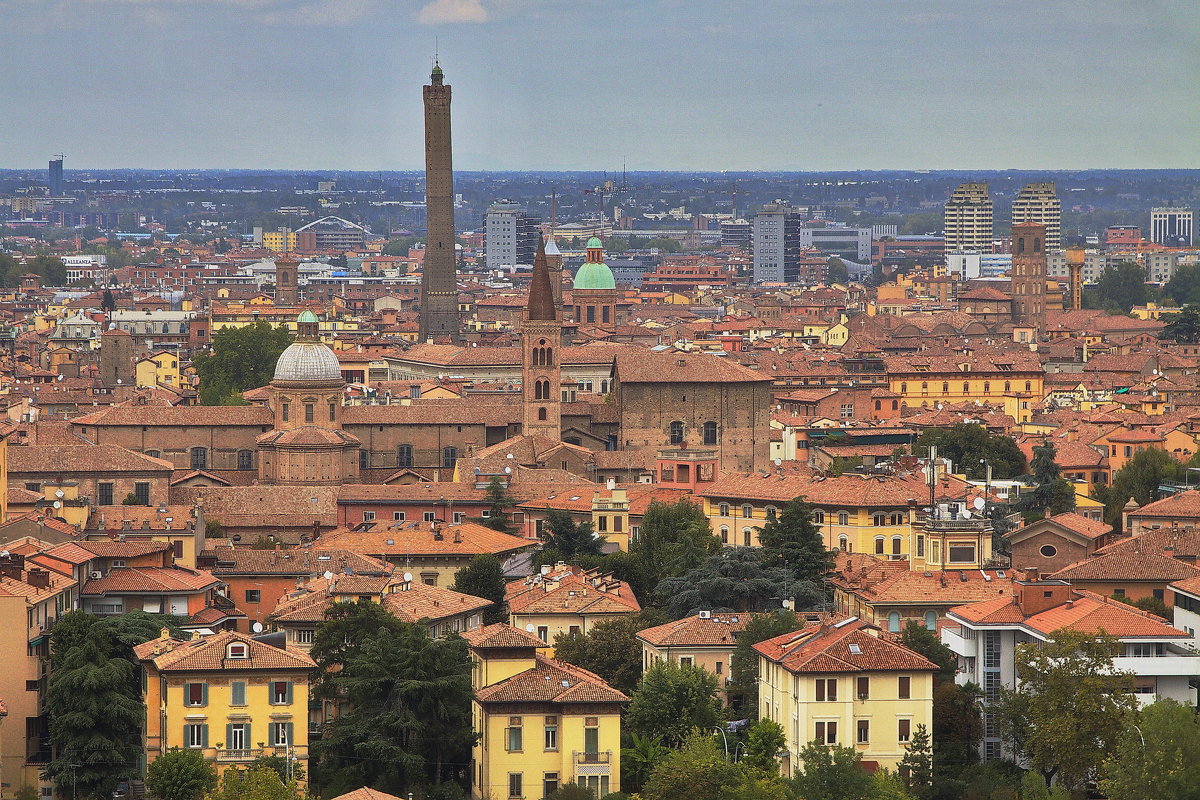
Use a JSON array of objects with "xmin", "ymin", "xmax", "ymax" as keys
[
  {"xmin": 573, "ymin": 750, "xmax": 611, "ymax": 765},
  {"xmin": 216, "ymin": 749, "xmax": 255, "ymax": 762}
]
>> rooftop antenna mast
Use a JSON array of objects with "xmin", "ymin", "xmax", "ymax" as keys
[{"xmin": 549, "ymin": 188, "xmax": 558, "ymax": 240}]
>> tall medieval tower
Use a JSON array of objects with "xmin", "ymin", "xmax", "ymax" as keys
[
  {"xmin": 274, "ymin": 253, "xmax": 299, "ymax": 306},
  {"xmin": 522, "ymin": 237, "xmax": 562, "ymax": 440},
  {"xmin": 419, "ymin": 62, "xmax": 461, "ymax": 342},
  {"xmin": 1011, "ymin": 222, "xmax": 1047, "ymax": 333}
]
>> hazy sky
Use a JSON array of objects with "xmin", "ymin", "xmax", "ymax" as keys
[{"xmin": 2, "ymin": 0, "xmax": 1198, "ymax": 170}]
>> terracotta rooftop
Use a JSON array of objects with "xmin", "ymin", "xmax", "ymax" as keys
[
  {"xmin": 753, "ymin": 618, "xmax": 938, "ymax": 674},
  {"xmin": 133, "ymin": 629, "xmax": 315, "ymax": 671},
  {"xmin": 463, "ymin": 622, "xmax": 549, "ymax": 650},
  {"xmin": 474, "ymin": 653, "xmax": 629, "ymax": 705},
  {"xmin": 316, "ymin": 521, "xmax": 534, "ymax": 559},
  {"xmin": 637, "ymin": 612, "xmax": 753, "ymax": 648},
  {"xmin": 949, "ymin": 588, "xmax": 1188, "ymax": 638}
]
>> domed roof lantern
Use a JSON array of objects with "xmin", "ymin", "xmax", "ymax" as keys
[
  {"xmin": 296, "ymin": 310, "xmax": 320, "ymax": 341},
  {"xmin": 574, "ymin": 236, "xmax": 615, "ymax": 290}
]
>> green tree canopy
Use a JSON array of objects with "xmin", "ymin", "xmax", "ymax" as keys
[
  {"xmin": 145, "ymin": 748, "xmax": 218, "ymax": 800},
  {"xmin": 996, "ymin": 629, "xmax": 1135, "ymax": 790},
  {"xmin": 1019, "ymin": 440, "xmax": 1076, "ymax": 517},
  {"xmin": 1165, "ymin": 264, "xmax": 1200, "ymax": 307},
  {"xmin": 728, "ymin": 611, "xmax": 800, "ymax": 715},
  {"xmin": 540, "ymin": 508, "xmax": 603, "ymax": 561},
  {"xmin": 931, "ymin": 681, "xmax": 982, "ymax": 780},
  {"xmin": 1099, "ymin": 699, "xmax": 1200, "ymax": 800},
  {"xmin": 640, "ymin": 732, "xmax": 787, "ymax": 800},
  {"xmin": 899, "ymin": 620, "xmax": 957, "ymax": 684},
  {"xmin": 210, "ymin": 765, "xmax": 305, "ymax": 800},
  {"xmin": 757, "ymin": 498, "xmax": 835, "ymax": 582},
  {"xmin": 193, "ymin": 320, "xmax": 293, "ymax": 405},
  {"xmin": 913, "ymin": 424, "xmax": 1027, "ymax": 479},
  {"xmin": 786, "ymin": 740, "xmax": 874, "ymax": 800},
  {"xmin": 623, "ymin": 498, "xmax": 720, "ymax": 599},
  {"xmin": 552, "ymin": 608, "xmax": 666, "ymax": 693},
  {"xmin": 1086, "ymin": 261, "xmax": 1150, "ymax": 313},
  {"xmin": 382, "ymin": 236, "xmax": 420, "ymax": 257},
  {"xmin": 898, "ymin": 724, "xmax": 933, "ymax": 797},
  {"xmin": 741, "ymin": 719, "xmax": 787, "ymax": 777},
  {"xmin": 655, "ymin": 548, "xmax": 821, "ymax": 618},
  {"xmin": 1097, "ymin": 447, "xmax": 1194, "ymax": 523},
  {"xmin": 626, "ymin": 661, "xmax": 722, "ymax": 748},
  {"xmin": 450, "ymin": 553, "xmax": 507, "ymax": 624},
  {"xmin": 478, "ymin": 476, "xmax": 518, "ymax": 533},
  {"xmin": 620, "ymin": 733, "xmax": 670, "ymax": 795},
  {"xmin": 1160, "ymin": 305, "xmax": 1200, "ymax": 343}
]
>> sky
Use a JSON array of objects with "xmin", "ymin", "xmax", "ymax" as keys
[{"xmin": 1, "ymin": 0, "xmax": 1198, "ymax": 171}]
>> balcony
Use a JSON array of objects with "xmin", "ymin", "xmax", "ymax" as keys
[
  {"xmin": 216, "ymin": 749, "xmax": 255, "ymax": 763},
  {"xmin": 941, "ymin": 627, "xmax": 977, "ymax": 659},
  {"xmin": 574, "ymin": 750, "xmax": 611, "ymax": 765},
  {"xmin": 1112, "ymin": 654, "xmax": 1200, "ymax": 677}
]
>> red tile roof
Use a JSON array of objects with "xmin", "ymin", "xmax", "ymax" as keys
[
  {"xmin": 474, "ymin": 654, "xmax": 629, "ymax": 704},
  {"xmin": 753, "ymin": 618, "xmax": 938, "ymax": 674},
  {"xmin": 134, "ymin": 629, "xmax": 315, "ymax": 671},
  {"xmin": 637, "ymin": 613, "xmax": 752, "ymax": 648},
  {"xmin": 949, "ymin": 589, "xmax": 1187, "ymax": 638}
]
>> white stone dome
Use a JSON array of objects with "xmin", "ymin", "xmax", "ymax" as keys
[{"xmin": 272, "ymin": 341, "xmax": 342, "ymax": 383}]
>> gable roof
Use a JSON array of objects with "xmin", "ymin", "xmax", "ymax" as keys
[
  {"xmin": 133, "ymin": 629, "xmax": 315, "ymax": 671},
  {"xmin": 474, "ymin": 654, "xmax": 629, "ymax": 705},
  {"xmin": 753, "ymin": 618, "xmax": 937, "ymax": 673}
]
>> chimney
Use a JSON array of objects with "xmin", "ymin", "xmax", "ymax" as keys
[
  {"xmin": 0, "ymin": 554, "xmax": 24, "ymax": 581},
  {"xmin": 1015, "ymin": 572, "xmax": 1074, "ymax": 617},
  {"xmin": 27, "ymin": 568, "xmax": 50, "ymax": 589},
  {"xmin": 606, "ymin": 477, "xmax": 616, "ymax": 491}
]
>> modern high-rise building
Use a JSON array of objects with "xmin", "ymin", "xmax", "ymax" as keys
[
  {"xmin": 1011, "ymin": 182, "xmax": 1061, "ymax": 250},
  {"xmin": 943, "ymin": 182, "xmax": 993, "ymax": 252},
  {"xmin": 1150, "ymin": 207, "xmax": 1194, "ymax": 247},
  {"xmin": 484, "ymin": 202, "xmax": 541, "ymax": 270},
  {"xmin": 719, "ymin": 219, "xmax": 751, "ymax": 250},
  {"xmin": 48, "ymin": 156, "xmax": 64, "ymax": 196},
  {"xmin": 419, "ymin": 62, "xmax": 461, "ymax": 343},
  {"xmin": 752, "ymin": 203, "xmax": 803, "ymax": 283}
]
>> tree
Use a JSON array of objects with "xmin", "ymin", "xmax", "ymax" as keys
[
  {"xmin": 541, "ymin": 508, "xmax": 603, "ymax": 560},
  {"xmin": 382, "ymin": 236, "xmax": 419, "ymax": 257},
  {"xmin": 900, "ymin": 621, "xmax": 957, "ymax": 684},
  {"xmin": 757, "ymin": 498, "xmax": 834, "ymax": 582},
  {"xmin": 620, "ymin": 733, "xmax": 669, "ymax": 794},
  {"xmin": 312, "ymin": 612, "xmax": 475, "ymax": 795},
  {"xmin": 249, "ymin": 754, "xmax": 304, "ymax": 784},
  {"xmin": 1099, "ymin": 699, "xmax": 1200, "ymax": 800},
  {"xmin": 827, "ymin": 257, "xmax": 849, "ymax": 285},
  {"xmin": 545, "ymin": 784, "xmax": 600, "ymax": 800},
  {"xmin": 641, "ymin": 733, "xmax": 787, "ymax": 800},
  {"xmin": 898, "ymin": 724, "xmax": 933, "ymax": 797},
  {"xmin": 787, "ymin": 741, "xmax": 874, "ymax": 800},
  {"xmin": 728, "ymin": 611, "xmax": 799, "ymax": 715},
  {"xmin": 1160, "ymin": 305, "xmax": 1200, "ymax": 343},
  {"xmin": 998, "ymin": 629, "xmax": 1135, "ymax": 790},
  {"xmin": 44, "ymin": 622, "xmax": 144, "ymax": 799},
  {"xmin": 1087, "ymin": 261, "xmax": 1149, "ymax": 313},
  {"xmin": 210, "ymin": 765, "xmax": 304, "ymax": 800},
  {"xmin": 626, "ymin": 660, "xmax": 721, "ymax": 747},
  {"xmin": 655, "ymin": 548, "xmax": 820, "ymax": 618},
  {"xmin": 1098, "ymin": 447, "xmax": 1193, "ymax": 523},
  {"xmin": 914, "ymin": 424, "xmax": 1026, "ymax": 479},
  {"xmin": 624, "ymin": 499, "xmax": 720, "ymax": 598},
  {"xmin": 450, "ymin": 554, "xmax": 507, "ymax": 624},
  {"xmin": 1166, "ymin": 265, "xmax": 1200, "ymax": 307},
  {"xmin": 145, "ymin": 748, "xmax": 218, "ymax": 800},
  {"xmin": 478, "ymin": 476, "xmax": 518, "ymax": 533},
  {"xmin": 931, "ymin": 682, "xmax": 982, "ymax": 779},
  {"xmin": 193, "ymin": 320, "xmax": 293, "ymax": 405},
  {"xmin": 1019, "ymin": 440, "xmax": 1076, "ymax": 517},
  {"xmin": 101, "ymin": 288, "xmax": 116, "ymax": 313},
  {"xmin": 741, "ymin": 719, "xmax": 786, "ymax": 776},
  {"xmin": 309, "ymin": 599, "xmax": 401, "ymax": 696},
  {"xmin": 871, "ymin": 770, "xmax": 916, "ymax": 800},
  {"xmin": 552, "ymin": 608, "xmax": 666, "ymax": 693}
]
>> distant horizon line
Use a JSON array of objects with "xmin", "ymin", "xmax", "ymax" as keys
[{"xmin": 2, "ymin": 166, "xmax": 1199, "ymax": 175}]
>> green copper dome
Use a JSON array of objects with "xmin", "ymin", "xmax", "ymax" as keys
[
  {"xmin": 586, "ymin": 236, "xmax": 603, "ymax": 249},
  {"xmin": 297, "ymin": 310, "xmax": 320, "ymax": 323},
  {"xmin": 573, "ymin": 261, "xmax": 616, "ymax": 290}
]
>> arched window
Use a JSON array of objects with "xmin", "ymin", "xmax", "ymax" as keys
[
  {"xmin": 534, "ymin": 379, "xmax": 550, "ymax": 400},
  {"xmin": 838, "ymin": 535, "xmax": 848, "ymax": 551},
  {"xmin": 397, "ymin": 445, "xmax": 413, "ymax": 468},
  {"xmin": 145, "ymin": 449, "xmax": 161, "ymax": 459},
  {"xmin": 1025, "ymin": 381, "xmax": 1032, "ymax": 392},
  {"xmin": 190, "ymin": 447, "xmax": 207, "ymax": 470},
  {"xmin": 702, "ymin": 421, "xmax": 718, "ymax": 445},
  {"xmin": 718, "ymin": 503, "xmax": 730, "ymax": 516},
  {"xmin": 1017, "ymin": 237, "xmax": 1025, "ymax": 254},
  {"xmin": 892, "ymin": 536, "xmax": 902, "ymax": 555},
  {"xmin": 765, "ymin": 506, "xmax": 778, "ymax": 521},
  {"xmin": 538, "ymin": 407, "xmax": 547, "ymax": 420},
  {"xmin": 837, "ymin": 511, "xmax": 849, "ymax": 526},
  {"xmin": 872, "ymin": 512, "xmax": 887, "ymax": 526},
  {"xmin": 874, "ymin": 400, "xmax": 881, "ymax": 411},
  {"xmin": 742, "ymin": 505, "xmax": 754, "ymax": 519},
  {"xmin": 720, "ymin": 526, "xmax": 729, "ymax": 544},
  {"xmin": 901, "ymin": 382, "xmax": 908, "ymax": 394},
  {"xmin": 888, "ymin": 612, "xmax": 901, "ymax": 633},
  {"xmin": 813, "ymin": 510, "xmax": 825, "ymax": 524},
  {"xmin": 875, "ymin": 536, "xmax": 885, "ymax": 555},
  {"xmin": 669, "ymin": 421, "xmax": 685, "ymax": 444},
  {"xmin": 925, "ymin": 610, "xmax": 938, "ymax": 631},
  {"xmin": 237, "ymin": 450, "xmax": 253, "ymax": 470},
  {"xmin": 279, "ymin": 270, "xmax": 290, "ymax": 285},
  {"xmin": 442, "ymin": 446, "xmax": 457, "ymax": 468}
]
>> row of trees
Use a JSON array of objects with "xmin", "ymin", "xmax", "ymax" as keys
[{"xmin": 0, "ymin": 252, "xmax": 67, "ymax": 286}]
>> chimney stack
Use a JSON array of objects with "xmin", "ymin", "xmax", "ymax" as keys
[{"xmin": 27, "ymin": 568, "xmax": 50, "ymax": 589}]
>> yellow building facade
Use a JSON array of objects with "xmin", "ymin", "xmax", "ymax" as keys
[
  {"xmin": 261, "ymin": 230, "xmax": 298, "ymax": 252},
  {"xmin": 465, "ymin": 624, "xmax": 628, "ymax": 800},
  {"xmin": 135, "ymin": 629, "xmax": 315, "ymax": 784},
  {"xmin": 754, "ymin": 619, "xmax": 936, "ymax": 775},
  {"xmin": 136, "ymin": 351, "xmax": 182, "ymax": 389}
]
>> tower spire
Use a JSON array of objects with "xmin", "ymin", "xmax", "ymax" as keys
[{"xmin": 527, "ymin": 236, "xmax": 555, "ymax": 321}]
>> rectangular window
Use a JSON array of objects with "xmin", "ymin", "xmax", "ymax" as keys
[
  {"xmin": 544, "ymin": 716, "xmax": 558, "ymax": 751},
  {"xmin": 506, "ymin": 720, "xmax": 523, "ymax": 752},
  {"xmin": 363, "ymin": 511, "xmax": 376, "ymax": 522},
  {"xmin": 816, "ymin": 678, "xmax": 837, "ymax": 701},
  {"xmin": 508, "ymin": 774, "xmax": 522, "ymax": 799},
  {"xmin": 184, "ymin": 723, "xmax": 207, "ymax": 748},
  {"xmin": 269, "ymin": 722, "xmax": 291, "ymax": 747},
  {"xmin": 245, "ymin": 589, "xmax": 261, "ymax": 603},
  {"xmin": 230, "ymin": 681, "xmax": 246, "ymax": 706},
  {"xmin": 898, "ymin": 675, "xmax": 911, "ymax": 699},
  {"xmin": 393, "ymin": 511, "xmax": 406, "ymax": 521},
  {"xmin": 272, "ymin": 681, "xmax": 291, "ymax": 704},
  {"xmin": 815, "ymin": 720, "xmax": 837, "ymax": 744},
  {"xmin": 584, "ymin": 725, "xmax": 599, "ymax": 755},
  {"xmin": 857, "ymin": 676, "xmax": 870, "ymax": 700},
  {"xmin": 857, "ymin": 719, "xmax": 869, "ymax": 743},
  {"xmin": 948, "ymin": 544, "xmax": 976, "ymax": 564},
  {"xmin": 98, "ymin": 482, "xmax": 114, "ymax": 506},
  {"xmin": 537, "ymin": 626, "xmax": 548, "ymax": 643},
  {"xmin": 228, "ymin": 723, "xmax": 247, "ymax": 751},
  {"xmin": 296, "ymin": 629, "xmax": 314, "ymax": 644},
  {"xmin": 543, "ymin": 774, "xmax": 559, "ymax": 798},
  {"xmin": 185, "ymin": 682, "xmax": 206, "ymax": 707},
  {"xmin": 899, "ymin": 719, "xmax": 911, "ymax": 742},
  {"xmin": 680, "ymin": 656, "xmax": 694, "ymax": 667},
  {"xmin": 134, "ymin": 482, "xmax": 150, "ymax": 505},
  {"xmin": 305, "ymin": 404, "xmax": 314, "ymax": 423},
  {"xmin": 423, "ymin": 512, "xmax": 436, "ymax": 522}
]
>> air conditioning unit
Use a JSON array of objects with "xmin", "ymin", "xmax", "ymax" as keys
[
  {"xmin": 698, "ymin": 610, "xmax": 712, "ymax": 619},
  {"xmin": 89, "ymin": 571, "xmax": 103, "ymax": 579}
]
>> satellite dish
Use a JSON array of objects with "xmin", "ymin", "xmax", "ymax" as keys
[
  {"xmin": 506, "ymin": 453, "xmax": 514, "ymax": 459},
  {"xmin": 55, "ymin": 489, "xmax": 65, "ymax": 498},
  {"xmin": 252, "ymin": 622, "xmax": 264, "ymax": 633},
  {"xmin": 973, "ymin": 497, "xmax": 986, "ymax": 510},
  {"xmin": 323, "ymin": 570, "xmax": 333, "ymax": 580},
  {"xmin": 773, "ymin": 458, "xmax": 782, "ymax": 466},
  {"xmin": 52, "ymin": 501, "xmax": 62, "ymax": 509},
  {"xmin": 474, "ymin": 467, "xmax": 481, "ymax": 474},
  {"xmin": 525, "ymin": 623, "xmax": 536, "ymax": 632},
  {"xmin": 403, "ymin": 572, "xmax": 413, "ymax": 583},
  {"xmin": 959, "ymin": 510, "xmax": 972, "ymax": 519},
  {"xmin": 504, "ymin": 466, "xmax": 512, "ymax": 474}
]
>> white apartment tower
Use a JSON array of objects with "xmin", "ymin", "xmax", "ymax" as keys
[
  {"xmin": 944, "ymin": 182, "xmax": 993, "ymax": 252},
  {"xmin": 1151, "ymin": 207, "xmax": 1194, "ymax": 247},
  {"xmin": 1011, "ymin": 182, "xmax": 1062, "ymax": 250}
]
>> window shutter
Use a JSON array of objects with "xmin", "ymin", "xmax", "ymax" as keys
[
  {"xmin": 286, "ymin": 681, "xmax": 294, "ymax": 705},
  {"xmin": 201, "ymin": 682, "xmax": 208, "ymax": 707},
  {"xmin": 226, "ymin": 724, "xmax": 234, "ymax": 750},
  {"xmin": 286, "ymin": 722, "xmax": 294, "ymax": 747},
  {"xmin": 200, "ymin": 723, "xmax": 209, "ymax": 748}
]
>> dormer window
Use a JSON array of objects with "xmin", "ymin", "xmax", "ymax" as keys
[{"xmin": 227, "ymin": 642, "xmax": 248, "ymax": 659}]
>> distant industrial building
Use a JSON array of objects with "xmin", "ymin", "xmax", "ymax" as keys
[
  {"xmin": 1151, "ymin": 207, "xmax": 1194, "ymax": 247},
  {"xmin": 1011, "ymin": 182, "xmax": 1061, "ymax": 250},
  {"xmin": 484, "ymin": 202, "xmax": 541, "ymax": 270},
  {"xmin": 294, "ymin": 216, "xmax": 367, "ymax": 253},
  {"xmin": 807, "ymin": 227, "xmax": 872, "ymax": 262},
  {"xmin": 943, "ymin": 182, "xmax": 992, "ymax": 252}
]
